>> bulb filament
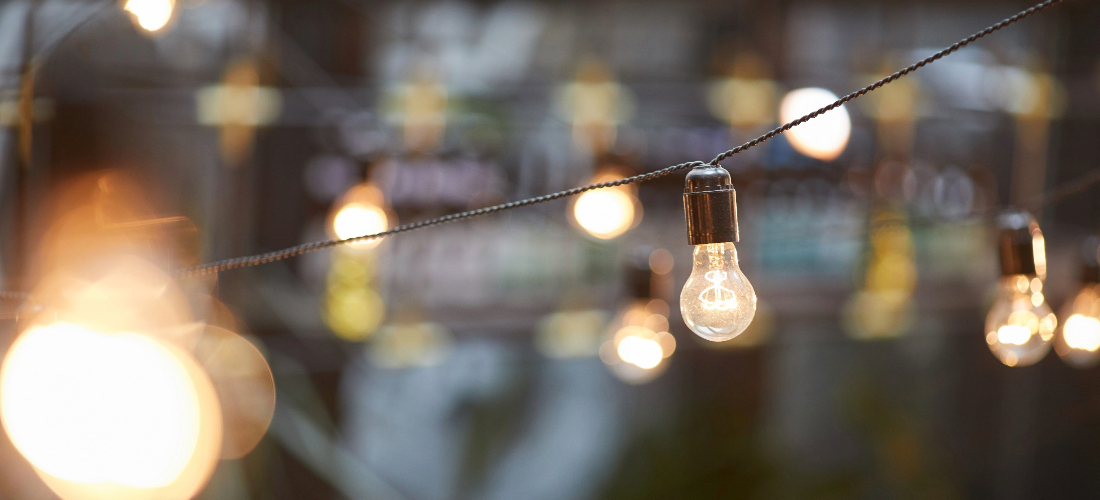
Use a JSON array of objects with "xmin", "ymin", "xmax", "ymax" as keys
[{"xmin": 699, "ymin": 270, "xmax": 738, "ymax": 311}]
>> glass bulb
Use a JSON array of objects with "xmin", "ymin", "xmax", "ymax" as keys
[
  {"xmin": 680, "ymin": 242, "xmax": 757, "ymax": 341},
  {"xmin": 1054, "ymin": 284, "xmax": 1100, "ymax": 368},
  {"xmin": 985, "ymin": 275, "xmax": 1056, "ymax": 367}
]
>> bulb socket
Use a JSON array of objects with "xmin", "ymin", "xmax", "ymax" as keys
[
  {"xmin": 996, "ymin": 209, "xmax": 1038, "ymax": 277},
  {"xmin": 683, "ymin": 165, "xmax": 738, "ymax": 245}
]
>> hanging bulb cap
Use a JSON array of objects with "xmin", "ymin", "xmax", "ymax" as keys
[
  {"xmin": 683, "ymin": 164, "xmax": 738, "ymax": 245},
  {"xmin": 996, "ymin": 209, "xmax": 1039, "ymax": 277}
]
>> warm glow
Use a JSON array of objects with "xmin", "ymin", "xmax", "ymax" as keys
[
  {"xmin": 0, "ymin": 322, "xmax": 201, "ymax": 488},
  {"xmin": 680, "ymin": 242, "xmax": 756, "ymax": 341},
  {"xmin": 123, "ymin": 0, "xmax": 174, "ymax": 32},
  {"xmin": 1016, "ymin": 275, "xmax": 1030, "ymax": 293},
  {"xmin": 616, "ymin": 334, "xmax": 664, "ymax": 369},
  {"xmin": 997, "ymin": 324, "xmax": 1032, "ymax": 346},
  {"xmin": 1063, "ymin": 314, "xmax": 1100, "ymax": 352},
  {"xmin": 572, "ymin": 188, "xmax": 636, "ymax": 239},
  {"xmin": 333, "ymin": 203, "xmax": 389, "ymax": 246},
  {"xmin": 599, "ymin": 304, "xmax": 676, "ymax": 384},
  {"xmin": 779, "ymin": 87, "xmax": 851, "ymax": 161},
  {"xmin": 1032, "ymin": 231, "xmax": 1047, "ymax": 278}
]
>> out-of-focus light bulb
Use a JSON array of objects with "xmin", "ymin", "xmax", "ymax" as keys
[
  {"xmin": 680, "ymin": 242, "xmax": 757, "ymax": 341},
  {"xmin": 599, "ymin": 300, "xmax": 676, "ymax": 384},
  {"xmin": 573, "ymin": 189, "xmax": 635, "ymax": 239},
  {"xmin": 988, "ymin": 210, "xmax": 1052, "ymax": 367},
  {"xmin": 779, "ymin": 87, "xmax": 851, "ymax": 161},
  {"xmin": 615, "ymin": 330, "xmax": 664, "ymax": 369},
  {"xmin": 328, "ymin": 183, "xmax": 392, "ymax": 249},
  {"xmin": 333, "ymin": 203, "xmax": 388, "ymax": 241},
  {"xmin": 986, "ymin": 275, "xmax": 1055, "ymax": 367},
  {"xmin": 1062, "ymin": 315, "xmax": 1100, "ymax": 350},
  {"xmin": 123, "ymin": 0, "xmax": 174, "ymax": 32},
  {"xmin": 1055, "ymin": 282, "xmax": 1100, "ymax": 368},
  {"xmin": 569, "ymin": 170, "xmax": 640, "ymax": 240},
  {"xmin": 0, "ymin": 322, "xmax": 206, "ymax": 487}
]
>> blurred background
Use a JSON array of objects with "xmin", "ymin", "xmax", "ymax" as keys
[{"xmin": 1, "ymin": 0, "xmax": 1099, "ymax": 498}]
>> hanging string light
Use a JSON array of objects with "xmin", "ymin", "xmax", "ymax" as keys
[
  {"xmin": 322, "ymin": 183, "xmax": 394, "ymax": 341},
  {"xmin": 0, "ymin": 0, "xmax": 1074, "ymax": 359},
  {"xmin": 985, "ymin": 210, "xmax": 1056, "ymax": 367},
  {"xmin": 600, "ymin": 249, "xmax": 676, "ymax": 384},
  {"xmin": 778, "ymin": 88, "xmax": 851, "ymax": 161},
  {"xmin": 568, "ymin": 167, "xmax": 642, "ymax": 240},
  {"xmin": 1054, "ymin": 241, "xmax": 1100, "ymax": 368},
  {"xmin": 678, "ymin": 165, "xmax": 757, "ymax": 341}
]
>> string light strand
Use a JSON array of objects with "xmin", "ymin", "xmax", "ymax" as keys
[{"xmin": 175, "ymin": 0, "xmax": 1063, "ymax": 278}]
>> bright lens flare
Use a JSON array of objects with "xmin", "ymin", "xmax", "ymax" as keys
[
  {"xmin": 572, "ymin": 188, "xmax": 636, "ymax": 239},
  {"xmin": 332, "ymin": 203, "xmax": 388, "ymax": 247},
  {"xmin": 779, "ymin": 87, "xmax": 851, "ymax": 161},
  {"xmin": 123, "ymin": 0, "xmax": 174, "ymax": 32},
  {"xmin": 997, "ymin": 324, "xmax": 1032, "ymax": 346},
  {"xmin": 1063, "ymin": 314, "xmax": 1100, "ymax": 352},
  {"xmin": 0, "ymin": 322, "xmax": 201, "ymax": 488},
  {"xmin": 616, "ymin": 335, "xmax": 664, "ymax": 369}
]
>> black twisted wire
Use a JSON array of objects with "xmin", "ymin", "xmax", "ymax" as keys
[
  {"xmin": 174, "ymin": 160, "xmax": 706, "ymax": 276},
  {"xmin": 173, "ymin": 0, "xmax": 1063, "ymax": 278}
]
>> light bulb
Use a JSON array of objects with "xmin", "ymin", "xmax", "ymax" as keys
[
  {"xmin": 569, "ymin": 169, "xmax": 640, "ymax": 240},
  {"xmin": 779, "ymin": 87, "xmax": 851, "ymax": 161},
  {"xmin": 985, "ymin": 275, "xmax": 1055, "ymax": 367},
  {"xmin": 328, "ymin": 183, "xmax": 392, "ymax": 249},
  {"xmin": 1054, "ymin": 283, "xmax": 1100, "ymax": 368},
  {"xmin": 123, "ymin": 0, "xmax": 175, "ymax": 32},
  {"xmin": 680, "ymin": 242, "xmax": 757, "ymax": 341},
  {"xmin": 680, "ymin": 165, "xmax": 756, "ymax": 341},
  {"xmin": 599, "ymin": 299, "xmax": 676, "ymax": 384},
  {"xmin": 572, "ymin": 188, "xmax": 636, "ymax": 239}
]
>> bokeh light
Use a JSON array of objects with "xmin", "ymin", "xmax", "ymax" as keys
[
  {"xmin": 569, "ymin": 170, "xmax": 640, "ymax": 240},
  {"xmin": 1055, "ymin": 284, "xmax": 1100, "ymax": 368},
  {"xmin": 986, "ymin": 275, "xmax": 1056, "ymax": 367},
  {"xmin": 122, "ymin": 0, "xmax": 175, "ymax": 32},
  {"xmin": 573, "ymin": 189, "xmax": 636, "ymax": 240},
  {"xmin": 779, "ymin": 87, "xmax": 851, "ymax": 161},
  {"xmin": 187, "ymin": 324, "xmax": 275, "ymax": 460},
  {"xmin": 1061, "ymin": 314, "xmax": 1100, "ymax": 351},
  {"xmin": 1, "ymin": 323, "xmax": 201, "ymax": 487},
  {"xmin": 333, "ymin": 204, "xmax": 388, "ymax": 242},
  {"xmin": 328, "ymin": 184, "xmax": 392, "ymax": 249},
  {"xmin": 599, "ymin": 301, "xmax": 675, "ymax": 384}
]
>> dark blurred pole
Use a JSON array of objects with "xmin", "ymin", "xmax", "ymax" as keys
[
  {"xmin": 7, "ymin": 0, "xmax": 39, "ymax": 293},
  {"xmin": 997, "ymin": 369, "xmax": 1042, "ymax": 500}
]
